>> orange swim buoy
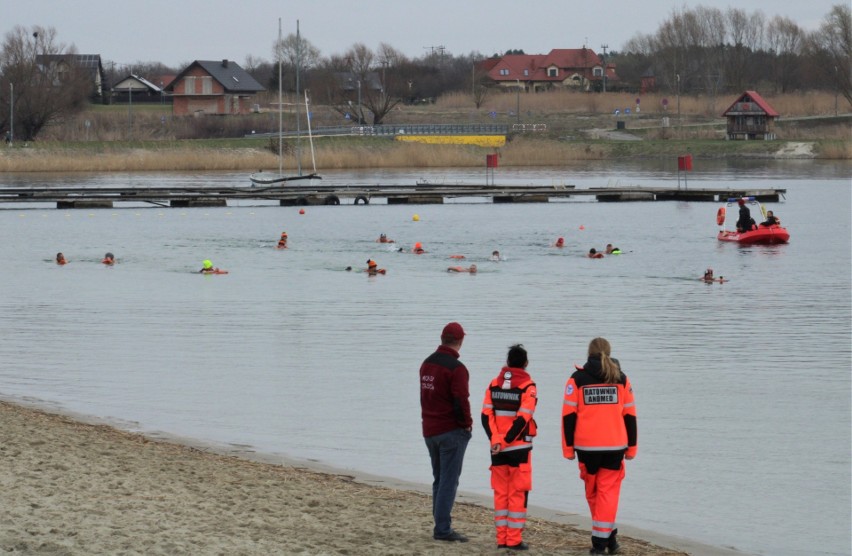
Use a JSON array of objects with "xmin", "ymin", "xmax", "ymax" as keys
[
  {"xmin": 716, "ymin": 206, "xmax": 726, "ymax": 226},
  {"xmin": 449, "ymin": 254, "xmax": 466, "ymax": 260}
]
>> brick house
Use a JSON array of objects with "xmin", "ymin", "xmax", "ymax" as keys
[
  {"xmin": 483, "ymin": 48, "xmax": 617, "ymax": 92},
  {"xmin": 165, "ymin": 60, "xmax": 264, "ymax": 116},
  {"xmin": 721, "ymin": 91, "xmax": 779, "ymax": 140}
]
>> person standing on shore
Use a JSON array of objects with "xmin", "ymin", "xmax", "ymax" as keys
[
  {"xmin": 562, "ymin": 337, "xmax": 637, "ymax": 555},
  {"xmin": 481, "ymin": 344, "xmax": 537, "ymax": 551},
  {"xmin": 420, "ymin": 322, "xmax": 472, "ymax": 543}
]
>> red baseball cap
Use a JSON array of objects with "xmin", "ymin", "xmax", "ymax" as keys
[{"xmin": 441, "ymin": 322, "xmax": 465, "ymax": 342}]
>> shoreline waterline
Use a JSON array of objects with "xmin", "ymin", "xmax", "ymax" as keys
[{"xmin": 0, "ymin": 396, "xmax": 743, "ymax": 556}]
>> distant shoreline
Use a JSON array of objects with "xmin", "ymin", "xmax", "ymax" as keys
[{"xmin": 0, "ymin": 135, "xmax": 848, "ymax": 174}]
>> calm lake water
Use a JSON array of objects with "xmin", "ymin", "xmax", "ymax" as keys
[{"xmin": 0, "ymin": 161, "xmax": 849, "ymax": 556}]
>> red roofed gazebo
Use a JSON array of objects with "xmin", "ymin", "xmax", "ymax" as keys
[{"xmin": 721, "ymin": 91, "xmax": 779, "ymax": 140}]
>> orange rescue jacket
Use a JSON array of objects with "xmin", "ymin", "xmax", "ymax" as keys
[
  {"xmin": 482, "ymin": 366, "xmax": 537, "ymax": 455},
  {"xmin": 562, "ymin": 359, "xmax": 637, "ymax": 459}
]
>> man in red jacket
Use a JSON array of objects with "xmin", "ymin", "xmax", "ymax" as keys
[{"xmin": 420, "ymin": 322, "xmax": 472, "ymax": 543}]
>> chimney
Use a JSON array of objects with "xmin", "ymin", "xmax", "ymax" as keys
[{"xmin": 222, "ymin": 59, "xmax": 228, "ymax": 68}]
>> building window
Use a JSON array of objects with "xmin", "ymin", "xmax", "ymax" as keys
[
  {"xmin": 499, "ymin": 68, "xmax": 509, "ymax": 76},
  {"xmin": 523, "ymin": 69, "xmax": 529, "ymax": 76},
  {"xmin": 548, "ymin": 67, "xmax": 558, "ymax": 77},
  {"xmin": 593, "ymin": 67, "xmax": 603, "ymax": 77},
  {"xmin": 184, "ymin": 76, "xmax": 196, "ymax": 94}
]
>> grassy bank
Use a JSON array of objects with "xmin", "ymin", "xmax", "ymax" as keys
[
  {"xmin": 2, "ymin": 89, "xmax": 849, "ymax": 172},
  {"xmin": 0, "ymin": 134, "xmax": 848, "ymax": 173}
]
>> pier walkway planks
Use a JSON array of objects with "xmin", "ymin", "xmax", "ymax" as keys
[{"xmin": 0, "ymin": 183, "xmax": 786, "ymax": 209}]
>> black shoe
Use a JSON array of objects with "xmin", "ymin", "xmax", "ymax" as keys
[
  {"xmin": 607, "ymin": 529, "xmax": 621, "ymax": 554},
  {"xmin": 506, "ymin": 541, "xmax": 529, "ymax": 550},
  {"xmin": 589, "ymin": 549, "xmax": 607, "ymax": 555},
  {"xmin": 434, "ymin": 531, "xmax": 468, "ymax": 542}
]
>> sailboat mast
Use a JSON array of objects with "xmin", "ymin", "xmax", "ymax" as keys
[
  {"xmin": 277, "ymin": 18, "xmax": 283, "ymax": 176},
  {"xmin": 295, "ymin": 20, "xmax": 303, "ymax": 176}
]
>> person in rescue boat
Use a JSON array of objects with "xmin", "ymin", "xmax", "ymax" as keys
[
  {"xmin": 562, "ymin": 337, "xmax": 637, "ymax": 555},
  {"xmin": 481, "ymin": 344, "xmax": 537, "ymax": 551},
  {"xmin": 760, "ymin": 210, "xmax": 781, "ymax": 227},
  {"xmin": 736, "ymin": 198, "xmax": 756, "ymax": 232},
  {"xmin": 419, "ymin": 322, "xmax": 472, "ymax": 543}
]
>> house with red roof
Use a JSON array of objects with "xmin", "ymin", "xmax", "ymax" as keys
[
  {"xmin": 484, "ymin": 48, "xmax": 617, "ymax": 92},
  {"xmin": 721, "ymin": 91, "xmax": 779, "ymax": 140},
  {"xmin": 165, "ymin": 60, "xmax": 264, "ymax": 116}
]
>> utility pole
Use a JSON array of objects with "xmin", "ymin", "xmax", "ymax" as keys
[
  {"xmin": 600, "ymin": 44, "xmax": 608, "ymax": 93},
  {"xmin": 8, "ymin": 83, "xmax": 12, "ymax": 146},
  {"xmin": 516, "ymin": 79, "xmax": 521, "ymax": 125}
]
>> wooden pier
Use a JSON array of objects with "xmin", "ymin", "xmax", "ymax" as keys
[{"xmin": 0, "ymin": 183, "xmax": 786, "ymax": 209}]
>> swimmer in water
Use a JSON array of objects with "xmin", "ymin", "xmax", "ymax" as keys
[
  {"xmin": 605, "ymin": 244, "xmax": 622, "ymax": 255},
  {"xmin": 56, "ymin": 252, "xmax": 67, "ymax": 265},
  {"xmin": 277, "ymin": 232, "xmax": 288, "ymax": 249},
  {"xmin": 412, "ymin": 242, "xmax": 426, "ymax": 254},
  {"xmin": 102, "ymin": 252, "xmax": 115, "ymax": 265},
  {"xmin": 447, "ymin": 264, "xmax": 477, "ymax": 273},
  {"xmin": 376, "ymin": 233, "xmax": 395, "ymax": 243},
  {"xmin": 588, "ymin": 248, "xmax": 604, "ymax": 259},
  {"xmin": 490, "ymin": 250, "xmax": 502, "ymax": 261},
  {"xmin": 703, "ymin": 268, "xmax": 714, "ymax": 282},
  {"xmin": 365, "ymin": 259, "xmax": 386, "ymax": 275},
  {"xmin": 553, "ymin": 237, "xmax": 565, "ymax": 248},
  {"xmin": 200, "ymin": 259, "xmax": 217, "ymax": 274}
]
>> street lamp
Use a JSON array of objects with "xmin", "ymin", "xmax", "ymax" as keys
[
  {"xmin": 676, "ymin": 73, "xmax": 681, "ymax": 128},
  {"xmin": 8, "ymin": 83, "xmax": 12, "ymax": 146},
  {"xmin": 357, "ymin": 79, "xmax": 362, "ymax": 125}
]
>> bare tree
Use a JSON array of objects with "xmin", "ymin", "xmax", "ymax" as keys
[
  {"xmin": 0, "ymin": 25, "xmax": 90, "ymax": 141},
  {"xmin": 806, "ymin": 4, "xmax": 852, "ymax": 106},
  {"xmin": 766, "ymin": 16, "xmax": 804, "ymax": 93},
  {"xmin": 726, "ymin": 8, "xmax": 766, "ymax": 92}
]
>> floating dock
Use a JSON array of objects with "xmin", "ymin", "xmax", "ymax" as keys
[{"xmin": 0, "ymin": 183, "xmax": 786, "ymax": 209}]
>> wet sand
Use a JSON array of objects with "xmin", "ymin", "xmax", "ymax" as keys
[{"xmin": 0, "ymin": 400, "xmax": 735, "ymax": 555}]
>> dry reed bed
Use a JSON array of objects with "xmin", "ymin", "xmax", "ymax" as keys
[
  {"xmin": 437, "ymin": 90, "xmax": 847, "ymax": 118},
  {"xmin": 1, "ymin": 135, "xmax": 845, "ymax": 173}
]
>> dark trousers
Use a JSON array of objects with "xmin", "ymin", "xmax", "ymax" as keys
[{"xmin": 424, "ymin": 428, "xmax": 471, "ymax": 538}]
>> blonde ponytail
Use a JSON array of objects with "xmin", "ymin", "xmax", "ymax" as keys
[{"xmin": 588, "ymin": 337, "xmax": 621, "ymax": 384}]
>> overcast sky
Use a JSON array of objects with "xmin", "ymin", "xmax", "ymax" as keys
[{"xmin": 4, "ymin": 0, "xmax": 839, "ymax": 70}]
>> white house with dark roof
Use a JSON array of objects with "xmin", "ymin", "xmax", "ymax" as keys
[
  {"xmin": 165, "ymin": 60, "xmax": 264, "ymax": 116},
  {"xmin": 111, "ymin": 74, "xmax": 169, "ymax": 104}
]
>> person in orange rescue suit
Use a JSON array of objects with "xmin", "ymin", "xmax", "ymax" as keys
[
  {"xmin": 481, "ymin": 343, "xmax": 537, "ymax": 551},
  {"xmin": 562, "ymin": 337, "xmax": 637, "ymax": 555}
]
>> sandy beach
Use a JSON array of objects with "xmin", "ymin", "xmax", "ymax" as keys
[{"xmin": 0, "ymin": 400, "xmax": 726, "ymax": 555}]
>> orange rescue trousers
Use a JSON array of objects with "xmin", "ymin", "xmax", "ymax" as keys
[
  {"xmin": 579, "ymin": 462, "xmax": 624, "ymax": 541},
  {"xmin": 491, "ymin": 461, "xmax": 531, "ymax": 547}
]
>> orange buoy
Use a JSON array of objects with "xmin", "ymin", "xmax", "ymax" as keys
[{"xmin": 716, "ymin": 206, "xmax": 726, "ymax": 226}]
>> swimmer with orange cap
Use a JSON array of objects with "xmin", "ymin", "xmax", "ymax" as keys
[
  {"xmin": 101, "ymin": 252, "xmax": 115, "ymax": 265},
  {"xmin": 412, "ymin": 242, "xmax": 426, "ymax": 254},
  {"xmin": 447, "ymin": 264, "xmax": 477, "ymax": 273},
  {"xmin": 56, "ymin": 252, "xmax": 67, "ymax": 265},
  {"xmin": 553, "ymin": 237, "xmax": 565, "ymax": 248},
  {"xmin": 365, "ymin": 259, "xmax": 387, "ymax": 275},
  {"xmin": 277, "ymin": 232, "xmax": 288, "ymax": 249}
]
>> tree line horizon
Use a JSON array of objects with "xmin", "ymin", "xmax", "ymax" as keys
[{"xmin": 0, "ymin": 4, "xmax": 849, "ymax": 139}]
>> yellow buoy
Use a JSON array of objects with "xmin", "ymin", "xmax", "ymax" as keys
[{"xmin": 412, "ymin": 214, "xmax": 420, "ymax": 221}]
